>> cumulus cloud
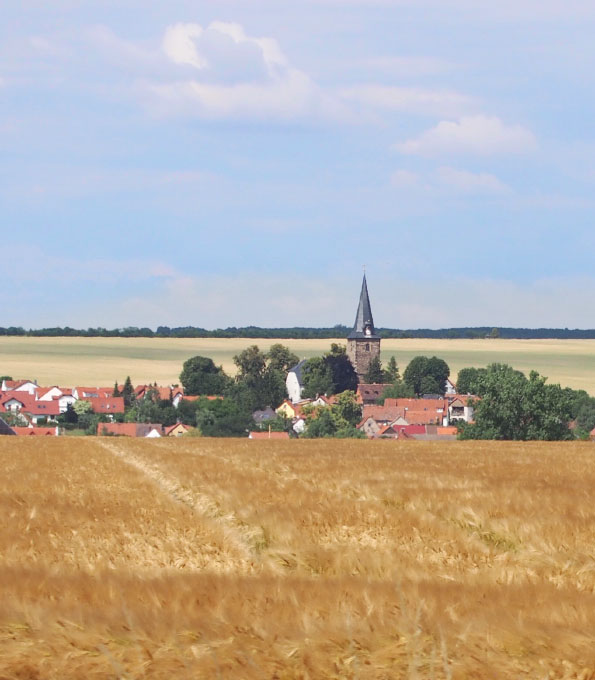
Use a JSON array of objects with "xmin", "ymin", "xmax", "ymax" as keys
[
  {"xmin": 162, "ymin": 23, "xmax": 208, "ymax": 69},
  {"xmin": 145, "ymin": 21, "xmax": 346, "ymax": 121},
  {"xmin": 339, "ymin": 85, "xmax": 475, "ymax": 118},
  {"xmin": 395, "ymin": 115, "xmax": 537, "ymax": 156}
]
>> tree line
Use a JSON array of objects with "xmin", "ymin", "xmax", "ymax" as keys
[{"xmin": 4, "ymin": 325, "xmax": 595, "ymax": 339}]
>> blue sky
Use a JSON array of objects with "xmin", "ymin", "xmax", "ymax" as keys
[{"xmin": 2, "ymin": 0, "xmax": 595, "ymax": 329}]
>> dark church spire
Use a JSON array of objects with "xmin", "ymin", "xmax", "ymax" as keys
[{"xmin": 348, "ymin": 274, "xmax": 379, "ymax": 339}]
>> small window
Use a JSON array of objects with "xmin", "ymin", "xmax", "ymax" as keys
[{"xmin": 365, "ymin": 343, "xmax": 370, "ymax": 351}]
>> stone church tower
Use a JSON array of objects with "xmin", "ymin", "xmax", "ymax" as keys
[{"xmin": 347, "ymin": 274, "xmax": 381, "ymax": 382}]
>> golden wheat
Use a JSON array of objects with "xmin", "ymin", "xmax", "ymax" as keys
[{"xmin": 1, "ymin": 437, "xmax": 595, "ymax": 678}]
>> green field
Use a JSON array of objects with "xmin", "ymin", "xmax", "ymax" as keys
[{"xmin": 2, "ymin": 336, "xmax": 595, "ymax": 393}]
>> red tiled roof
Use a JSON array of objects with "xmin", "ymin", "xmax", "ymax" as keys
[
  {"xmin": 12, "ymin": 427, "xmax": 56, "ymax": 436},
  {"xmin": 447, "ymin": 395, "xmax": 477, "ymax": 406},
  {"xmin": 97, "ymin": 422, "xmax": 162, "ymax": 437},
  {"xmin": 1, "ymin": 391, "xmax": 28, "ymax": 406},
  {"xmin": 384, "ymin": 398, "xmax": 447, "ymax": 410},
  {"xmin": 2, "ymin": 380, "xmax": 36, "ymax": 390},
  {"xmin": 164, "ymin": 423, "xmax": 192, "ymax": 435},
  {"xmin": 85, "ymin": 397, "xmax": 125, "ymax": 414},
  {"xmin": 1, "ymin": 393, "xmax": 60, "ymax": 416}
]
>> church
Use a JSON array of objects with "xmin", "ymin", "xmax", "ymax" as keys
[
  {"xmin": 285, "ymin": 275, "xmax": 380, "ymax": 402},
  {"xmin": 346, "ymin": 274, "xmax": 381, "ymax": 382}
]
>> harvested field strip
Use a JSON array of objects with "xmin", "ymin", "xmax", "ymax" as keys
[
  {"xmin": 98, "ymin": 438, "xmax": 273, "ymax": 570},
  {"xmin": 0, "ymin": 438, "xmax": 250, "ymax": 572}
]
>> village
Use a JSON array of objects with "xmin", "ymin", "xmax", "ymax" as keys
[
  {"xmin": 0, "ymin": 276, "xmax": 482, "ymax": 441},
  {"xmin": 0, "ymin": 373, "xmax": 476, "ymax": 441}
]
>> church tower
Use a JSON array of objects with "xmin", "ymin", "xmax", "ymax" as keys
[{"xmin": 347, "ymin": 274, "xmax": 381, "ymax": 382}]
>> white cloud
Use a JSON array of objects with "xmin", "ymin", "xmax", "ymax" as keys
[
  {"xmin": 339, "ymin": 84, "xmax": 475, "ymax": 117},
  {"xmin": 395, "ymin": 115, "xmax": 537, "ymax": 156},
  {"xmin": 435, "ymin": 166, "xmax": 510, "ymax": 193},
  {"xmin": 146, "ymin": 21, "xmax": 346, "ymax": 121},
  {"xmin": 162, "ymin": 23, "xmax": 207, "ymax": 69}
]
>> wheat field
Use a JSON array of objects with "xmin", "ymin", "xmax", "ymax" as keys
[
  {"xmin": 2, "ymin": 336, "xmax": 595, "ymax": 392},
  {"xmin": 2, "ymin": 437, "xmax": 595, "ymax": 678}
]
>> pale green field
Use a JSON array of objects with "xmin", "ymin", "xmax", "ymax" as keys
[{"xmin": 1, "ymin": 336, "xmax": 595, "ymax": 393}]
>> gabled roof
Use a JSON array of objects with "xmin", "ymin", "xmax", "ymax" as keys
[
  {"xmin": 348, "ymin": 274, "xmax": 380, "ymax": 339},
  {"xmin": 85, "ymin": 397, "xmax": 125, "ymax": 414},
  {"xmin": 164, "ymin": 423, "xmax": 192, "ymax": 435},
  {"xmin": 2, "ymin": 379, "xmax": 37, "ymax": 391},
  {"xmin": 288, "ymin": 359, "xmax": 308, "ymax": 383}
]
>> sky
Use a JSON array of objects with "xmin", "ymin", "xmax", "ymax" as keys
[{"xmin": 2, "ymin": 0, "xmax": 595, "ymax": 330}]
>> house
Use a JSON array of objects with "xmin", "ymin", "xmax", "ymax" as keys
[
  {"xmin": 57, "ymin": 389, "xmax": 77, "ymax": 413},
  {"xmin": 84, "ymin": 397, "xmax": 125, "ymax": 418},
  {"xmin": 286, "ymin": 359, "xmax": 308, "ymax": 403},
  {"xmin": 135, "ymin": 385, "xmax": 184, "ymax": 405},
  {"xmin": 1, "ymin": 393, "xmax": 60, "ymax": 424},
  {"xmin": 97, "ymin": 423, "xmax": 163, "ymax": 437},
  {"xmin": 248, "ymin": 431, "xmax": 290, "ymax": 440},
  {"xmin": 36, "ymin": 386, "xmax": 77, "ymax": 413},
  {"xmin": 447, "ymin": 396, "xmax": 475, "ymax": 423},
  {"xmin": 164, "ymin": 423, "xmax": 193, "ymax": 437},
  {"xmin": 276, "ymin": 400, "xmax": 300, "ymax": 419},
  {"xmin": 445, "ymin": 378, "xmax": 457, "ymax": 395},
  {"xmin": 1, "ymin": 379, "xmax": 38, "ymax": 394},
  {"xmin": 20, "ymin": 399, "xmax": 61, "ymax": 424},
  {"xmin": 356, "ymin": 383, "xmax": 392, "ymax": 405},
  {"xmin": 73, "ymin": 387, "xmax": 114, "ymax": 400}
]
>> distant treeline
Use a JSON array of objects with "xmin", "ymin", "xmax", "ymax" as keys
[{"xmin": 3, "ymin": 325, "xmax": 595, "ymax": 339}]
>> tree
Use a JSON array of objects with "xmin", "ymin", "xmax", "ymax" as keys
[
  {"xmin": 302, "ymin": 357, "xmax": 334, "ymax": 399},
  {"xmin": 112, "ymin": 381, "xmax": 121, "ymax": 397},
  {"xmin": 195, "ymin": 397, "xmax": 252, "ymax": 437},
  {"xmin": 384, "ymin": 356, "xmax": 400, "ymax": 383},
  {"xmin": 325, "ymin": 344, "xmax": 358, "ymax": 393},
  {"xmin": 419, "ymin": 375, "xmax": 441, "ymax": 395},
  {"xmin": 331, "ymin": 390, "xmax": 362, "ymax": 428},
  {"xmin": 459, "ymin": 364, "xmax": 573, "ymax": 441},
  {"xmin": 377, "ymin": 380, "xmax": 415, "ymax": 403},
  {"xmin": 403, "ymin": 356, "xmax": 450, "ymax": 396},
  {"xmin": 232, "ymin": 345, "xmax": 286, "ymax": 410},
  {"xmin": 266, "ymin": 344, "xmax": 299, "ymax": 373},
  {"xmin": 122, "ymin": 376, "xmax": 135, "ymax": 407},
  {"xmin": 302, "ymin": 390, "xmax": 364, "ymax": 438},
  {"xmin": 234, "ymin": 345, "xmax": 267, "ymax": 379},
  {"xmin": 73, "ymin": 399, "xmax": 93, "ymax": 416},
  {"xmin": 455, "ymin": 367, "xmax": 484, "ymax": 395},
  {"xmin": 179, "ymin": 356, "xmax": 229, "ymax": 396},
  {"xmin": 364, "ymin": 356, "xmax": 384, "ymax": 384}
]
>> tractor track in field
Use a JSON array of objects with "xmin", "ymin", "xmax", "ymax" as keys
[{"xmin": 96, "ymin": 439, "xmax": 277, "ymax": 571}]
